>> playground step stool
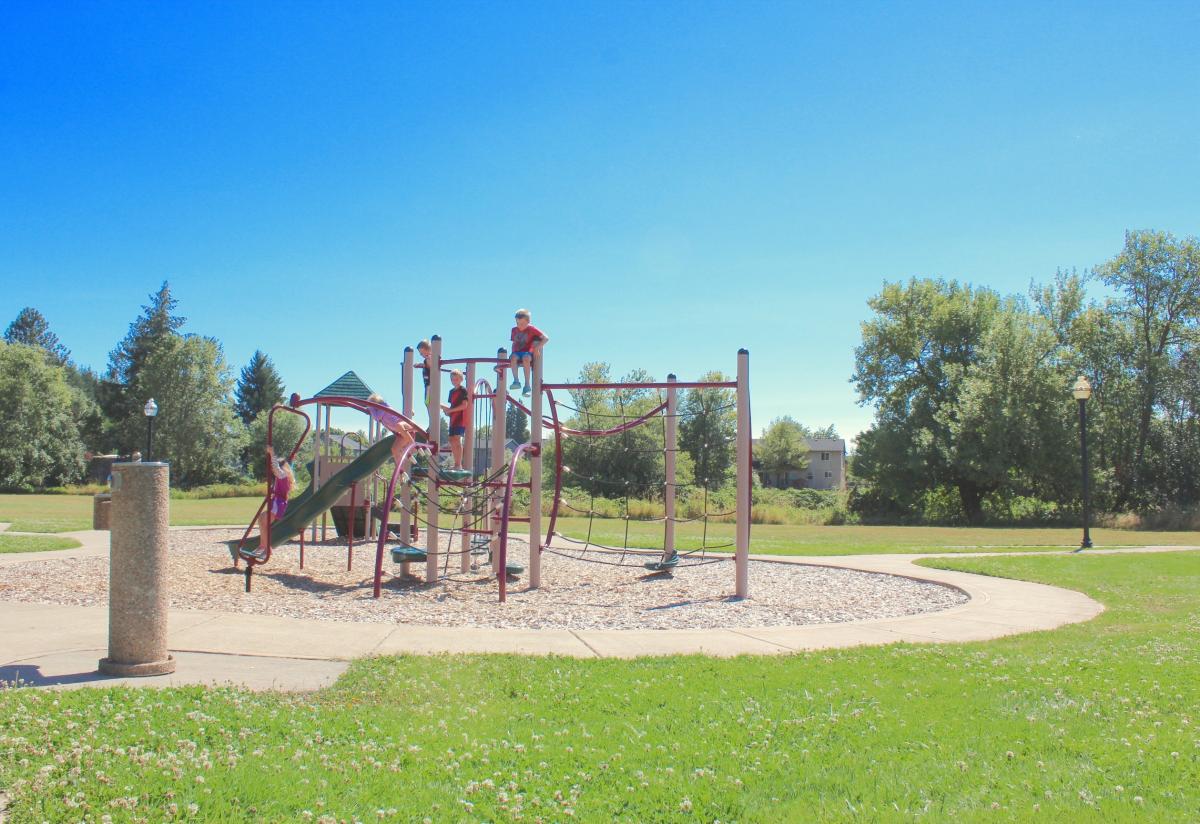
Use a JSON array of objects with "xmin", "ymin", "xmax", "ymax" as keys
[
  {"xmin": 410, "ymin": 459, "xmax": 473, "ymax": 483},
  {"xmin": 391, "ymin": 545, "xmax": 428, "ymax": 564},
  {"xmin": 392, "ymin": 544, "xmax": 522, "ymax": 577},
  {"xmin": 644, "ymin": 551, "xmax": 680, "ymax": 572}
]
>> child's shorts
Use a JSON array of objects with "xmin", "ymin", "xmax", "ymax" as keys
[
  {"xmin": 449, "ymin": 425, "xmax": 466, "ymax": 437},
  {"xmin": 512, "ymin": 351, "xmax": 533, "ymax": 361}
]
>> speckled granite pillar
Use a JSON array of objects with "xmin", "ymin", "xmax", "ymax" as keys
[
  {"xmin": 98, "ymin": 462, "xmax": 175, "ymax": 676},
  {"xmin": 92, "ymin": 493, "xmax": 111, "ymax": 530}
]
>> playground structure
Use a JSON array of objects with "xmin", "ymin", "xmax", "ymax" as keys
[{"xmin": 234, "ymin": 337, "xmax": 751, "ymax": 603}]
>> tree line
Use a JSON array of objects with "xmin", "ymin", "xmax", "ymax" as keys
[
  {"xmin": 1, "ymin": 283, "xmax": 290, "ymax": 489},
  {"xmin": 852, "ymin": 229, "xmax": 1200, "ymax": 525}
]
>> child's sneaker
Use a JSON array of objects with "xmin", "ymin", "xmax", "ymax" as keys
[
  {"xmin": 522, "ymin": 383, "xmax": 532, "ymax": 396},
  {"xmin": 509, "ymin": 378, "xmax": 521, "ymax": 391}
]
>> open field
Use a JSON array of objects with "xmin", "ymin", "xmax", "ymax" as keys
[
  {"xmin": 1, "ymin": 550, "xmax": 1196, "ymax": 821},
  {"xmin": 5, "ymin": 494, "xmax": 1200, "ymax": 555},
  {"xmin": 0, "ymin": 534, "xmax": 80, "ymax": 554},
  {"xmin": 0, "ymin": 494, "xmax": 259, "ymax": 533},
  {"xmin": 550, "ymin": 516, "xmax": 1200, "ymax": 555}
]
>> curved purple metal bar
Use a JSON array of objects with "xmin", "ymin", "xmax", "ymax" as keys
[
  {"xmin": 293, "ymin": 395, "xmax": 427, "ymax": 440},
  {"xmin": 236, "ymin": 403, "xmax": 312, "ymax": 568},
  {"xmin": 541, "ymin": 381, "xmax": 737, "ymax": 390},
  {"xmin": 498, "ymin": 442, "xmax": 539, "ymax": 603},
  {"xmin": 440, "ymin": 357, "xmax": 508, "ymax": 365},
  {"xmin": 372, "ymin": 440, "xmax": 436, "ymax": 598},
  {"xmin": 545, "ymin": 389, "xmax": 565, "ymax": 549},
  {"xmin": 506, "ymin": 394, "xmax": 667, "ymax": 437}
]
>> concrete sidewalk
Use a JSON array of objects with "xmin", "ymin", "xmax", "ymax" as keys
[{"xmin": 2, "ymin": 526, "xmax": 1188, "ymax": 692}]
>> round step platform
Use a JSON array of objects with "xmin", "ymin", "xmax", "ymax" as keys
[{"xmin": 644, "ymin": 552, "xmax": 680, "ymax": 572}]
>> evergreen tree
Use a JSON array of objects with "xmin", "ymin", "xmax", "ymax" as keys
[
  {"xmin": 133, "ymin": 335, "xmax": 247, "ymax": 486},
  {"xmin": 101, "ymin": 282, "xmax": 186, "ymax": 450},
  {"xmin": 234, "ymin": 350, "xmax": 286, "ymax": 425},
  {"xmin": 4, "ymin": 307, "xmax": 69, "ymax": 365},
  {"xmin": 505, "ymin": 404, "xmax": 530, "ymax": 443}
]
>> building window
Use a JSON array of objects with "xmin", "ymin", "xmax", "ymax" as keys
[
  {"xmin": 806, "ymin": 473, "xmax": 814, "ymax": 481},
  {"xmin": 824, "ymin": 471, "xmax": 833, "ymax": 479},
  {"xmin": 821, "ymin": 452, "xmax": 830, "ymax": 461}
]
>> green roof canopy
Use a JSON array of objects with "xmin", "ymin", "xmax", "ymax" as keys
[{"xmin": 315, "ymin": 371, "xmax": 375, "ymax": 401}]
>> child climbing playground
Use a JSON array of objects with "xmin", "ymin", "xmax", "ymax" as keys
[
  {"xmin": 414, "ymin": 339, "xmax": 432, "ymax": 405},
  {"xmin": 442, "ymin": 368, "xmax": 471, "ymax": 469},
  {"xmin": 508, "ymin": 308, "xmax": 548, "ymax": 396},
  {"xmin": 253, "ymin": 445, "xmax": 295, "ymax": 556},
  {"xmin": 367, "ymin": 394, "xmax": 419, "ymax": 463}
]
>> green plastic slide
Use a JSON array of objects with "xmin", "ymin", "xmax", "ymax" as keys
[{"xmin": 249, "ymin": 434, "xmax": 399, "ymax": 551}]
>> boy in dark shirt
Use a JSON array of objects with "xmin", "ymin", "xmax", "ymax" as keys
[
  {"xmin": 414, "ymin": 339, "xmax": 432, "ymax": 406},
  {"xmin": 442, "ymin": 369, "xmax": 471, "ymax": 469},
  {"xmin": 508, "ymin": 308, "xmax": 548, "ymax": 397}
]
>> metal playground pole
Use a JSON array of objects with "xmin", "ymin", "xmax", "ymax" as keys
[
  {"xmin": 664, "ymin": 373, "xmax": 677, "ymax": 561},
  {"xmin": 461, "ymin": 360, "xmax": 476, "ymax": 573},
  {"xmin": 735, "ymin": 348, "xmax": 750, "ymax": 598},
  {"xmin": 426, "ymin": 335, "xmax": 442, "ymax": 584},
  {"xmin": 489, "ymin": 348, "xmax": 507, "ymax": 576},
  {"xmin": 529, "ymin": 348, "xmax": 543, "ymax": 589}
]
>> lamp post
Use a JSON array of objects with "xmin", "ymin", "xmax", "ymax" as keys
[
  {"xmin": 1072, "ymin": 376, "xmax": 1092, "ymax": 551},
  {"xmin": 143, "ymin": 398, "xmax": 158, "ymax": 462}
]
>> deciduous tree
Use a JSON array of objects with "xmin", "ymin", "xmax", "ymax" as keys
[
  {"xmin": 0, "ymin": 342, "xmax": 86, "ymax": 488},
  {"xmin": 754, "ymin": 416, "xmax": 809, "ymax": 488}
]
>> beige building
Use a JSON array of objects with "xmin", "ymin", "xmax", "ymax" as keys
[{"xmin": 754, "ymin": 437, "xmax": 848, "ymax": 491}]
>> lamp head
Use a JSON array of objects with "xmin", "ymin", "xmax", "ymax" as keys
[
  {"xmin": 1072, "ymin": 375, "xmax": 1092, "ymax": 401},
  {"xmin": 144, "ymin": 398, "xmax": 159, "ymax": 417}
]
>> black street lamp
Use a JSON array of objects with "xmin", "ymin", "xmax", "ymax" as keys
[
  {"xmin": 144, "ymin": 398, "xmax": 159, "ymax": 462},
  {"xmin": 1072, "ymin": 376, "xmax": 1093, "ymax": 552}
]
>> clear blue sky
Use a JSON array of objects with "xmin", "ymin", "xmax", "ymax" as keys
[{"xmin": 2, "ymin": 2, "xmax": 1197, "ymax": 442}]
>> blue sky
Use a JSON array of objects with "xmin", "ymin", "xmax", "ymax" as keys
[{"xmin": 2, "ymin": 2, "xmax": 1197, "ymax": 442}]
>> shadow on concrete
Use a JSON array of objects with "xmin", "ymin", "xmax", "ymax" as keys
[{"xmin": 0, "ymin": 664, "xmax": 116, "ymax": 688}]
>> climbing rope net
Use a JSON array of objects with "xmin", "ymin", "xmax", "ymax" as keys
[{"xmin": 537, "ymin": 379, "xmax": 741, "ymax": 571}]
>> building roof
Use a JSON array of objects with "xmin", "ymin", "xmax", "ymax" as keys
[
  {"xmin": 806, "ymin": 438, "xmax": 846, "ymax": 452},
  {"xmin": 750, "ymin": 437, "xmax": 847, "ymax": 453},
  {"xmin": 315, "ymin": 371, "xmax": 375, "ymax": 401}
]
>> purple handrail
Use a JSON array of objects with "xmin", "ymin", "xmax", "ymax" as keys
[
  {"xmin": 507, "ymin": 394, "xmax": 667, "ymax": 437},
  {"xmin": 372, "ymin": 440, "xmax": 436, "ymax": 598},
  {"xmin": 545, "ymin": 389, "xmax": 565, "ymax": 549},
  {"xmin": 542, "ymin": 381, "xmax": 736, "ymax": 390},
  {"xmin": 498, "ymin": 442, "xmax": 539, "ymax": 603},
  {"xmin": 237, "ymin": 403, "xmax": 311, "ymax": 569}
]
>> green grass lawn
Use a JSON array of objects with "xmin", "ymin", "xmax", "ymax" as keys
[
  {"xmin": 0, "ymin": 534, "xmax": 80, "ymax": 553},
  {"xmin": 0, "ymin": 494, "xmax": 261, "ymax": 532},
  {"xmin": 553, "ymin": 515, "xmax": 1200, "ymax": 555},
  {"xmin": 1, "ymin": 551, "xmax": 1197, "ymax": 821},
  {"xmin": 5, "ymin": 493, "xmax": 1200, "ymax": 556}
]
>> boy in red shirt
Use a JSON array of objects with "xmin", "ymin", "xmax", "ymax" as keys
[
  {"xmin": 508, "ymin": 308, "xmax": 548, "ymax": 397},
  {"xmin": 442, "ymin": 369, "xmax": 471, "ymax": 469}
]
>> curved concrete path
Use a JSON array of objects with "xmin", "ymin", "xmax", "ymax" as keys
[{"xmin": 1, "ymin": 525, "xmax": 1189, "ymax": 691}]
